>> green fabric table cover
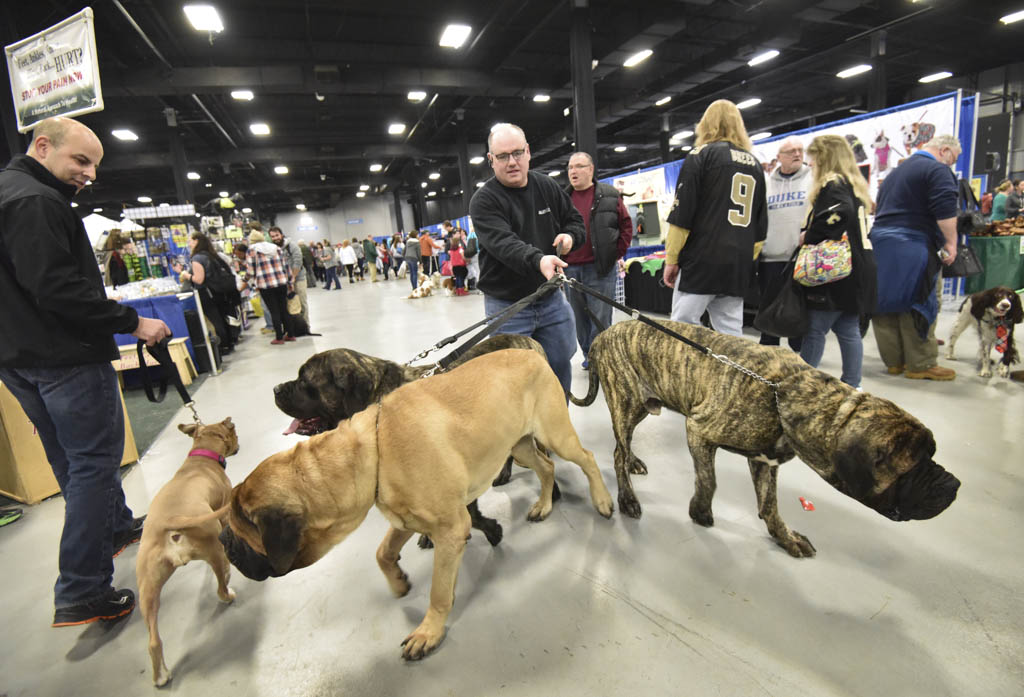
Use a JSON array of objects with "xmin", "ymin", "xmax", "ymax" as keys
[{"xmin": 965, "ymin": 235, "xmax": 1024, "ymax": 294}]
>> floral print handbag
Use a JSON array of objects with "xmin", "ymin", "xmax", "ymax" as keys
[{"xmin": 793, "ymin": 232, "xmax": 852, "ymax": 286}]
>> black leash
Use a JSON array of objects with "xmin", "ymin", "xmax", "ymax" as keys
[
  {"xmin": 407, "ymin": 278, "xmax": 563, "ymax": 376},
  {"xmin": 136, "ymin": 338, "xmax": 202, "ymax": 423}
]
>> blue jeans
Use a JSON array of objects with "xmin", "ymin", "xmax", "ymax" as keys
[
  {"xmin": 407, "ymin": 261, "xmax": 419, "ymax": 290},
  {"xmin": 564, "ymin": 263, "xmax": 617, "ymax": 360},
  {"xmin": 323, "ymin": 265, "xmax": 341, "ymax": 290},
  {"xmin": 800, "ymin": 310, "xmax": 863, "ymax": 388},
  {"xmin": 0, "ymin": 363, "xmax": 133, "ymax": 607},
  {"xmin": 484, "ymin": 290, "xmax": 577, "ymax": 396}
]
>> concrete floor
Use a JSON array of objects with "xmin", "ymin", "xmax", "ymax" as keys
[{"xmin": 2, "ymin": 275, "xmax": 1021, "ymax": 697}]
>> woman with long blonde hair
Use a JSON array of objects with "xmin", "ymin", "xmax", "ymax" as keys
[{"xmin": 797, "ymin": 134, "xmax": 877, "ymax": 389}]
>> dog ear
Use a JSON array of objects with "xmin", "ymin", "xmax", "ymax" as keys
[
  {"xmin": 256, "ymin": 509, "xmax": 304, "ymax": 576},
  {"xmin": 337, "ymin": 369, "xmax": 374, "ymax": 422},
  {"xmin": 1009, "ymin": 292, "xmax": 1024, "ymax": 324},
  {"xmin": 178, "ymin": 423, "xmax": 199, "ymax": 437},
  {"xmin": 222, "ymin": 417, "xmax": 235, "ymax": 429},
  {"xmin": 832, "ymin": 442, "xmax": 877, "ymax": 500}
]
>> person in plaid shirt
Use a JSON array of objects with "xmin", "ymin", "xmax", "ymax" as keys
[{"xmin": 246, "ymin": 230, "xmax": 294, "ymax": 344}]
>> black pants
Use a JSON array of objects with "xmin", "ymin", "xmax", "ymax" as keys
[
  {"xmin": 421, "ymin": 255, "xmax": 434, "ymax": 276},
  {"xmin": 453, "ymin": 265, "xmax": 467, "ymax": 289},
  {"xmin": 259, "ymin": 285, "xmax": 291, "ymax": 339},
  {"xmin": 344, "ymin": 263, "xmax": 356, "ymax": 282},
  {"xmin": 757, "ymin": 260, "xmax": 802, "ymax": 350}
]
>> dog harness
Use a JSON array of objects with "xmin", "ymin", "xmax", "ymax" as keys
[{"xmin": 188, "ymin": 448, "xmax": 227, "ymax": 467}]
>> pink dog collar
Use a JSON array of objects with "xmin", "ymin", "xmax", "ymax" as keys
[{"xmin": 189, "ymin": 448, "xmax": 227, "ymax": 467}]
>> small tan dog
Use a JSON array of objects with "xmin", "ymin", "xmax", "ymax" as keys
[
  {"xmin": 407, "ymin": 275, "xmax": 435, "ymax": 299},
  {"xmin": 136, "ymin": 417, "xmax": 240, "ymax": 687}
]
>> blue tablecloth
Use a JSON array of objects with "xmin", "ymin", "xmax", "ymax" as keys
[{"xmin": 115, "ymin": 294, "xmax": 197, "ymax": 363}]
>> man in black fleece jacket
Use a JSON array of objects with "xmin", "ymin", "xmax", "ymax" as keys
[
  {"xmin": 0, "ymin": 116, "xmax": 170, "ymax": 628},
  {"xmin": 468, "ymin": 123, "xmax": 585, "ymax": 394}
]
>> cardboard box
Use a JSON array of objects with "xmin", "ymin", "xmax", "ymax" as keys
[{"xmin": 0, "ymin": 381, "xmax": 139, "ymax": 504}]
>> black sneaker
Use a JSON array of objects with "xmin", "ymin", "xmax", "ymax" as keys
[
  {"xmin": 53, "ymin": 588, "xmax": 135, "ymax": 627},
  {"xmin": 112, "ymin": 515, "xmax": 146, "ymax": 558}
]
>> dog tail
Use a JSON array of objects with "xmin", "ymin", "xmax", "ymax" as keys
[
  {"xmin": 569, "ymin": 357, "xmax": 600, "ymax": 406},
  {"xmin": 165, "ymin": 503, "xmax": 231, "ymax": 530}
]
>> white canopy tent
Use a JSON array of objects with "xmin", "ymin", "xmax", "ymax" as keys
[{"xmin": 82, "ymin": 212, "xmax": 144, "ymax": 249}]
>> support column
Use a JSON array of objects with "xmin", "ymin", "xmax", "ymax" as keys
[
  {"xmin": 569, "ymin": 0, "xmax": 597, "ymax": 159},
  {"xmin": 393, "ymin": 188, "xmax": 405, "ymax": 233},
  {"xmin": 456, "ymin": 109, "xmax": 473, "ymax": 214},
  {"xmin": 165, "ymin": 108, "xmax": 194, "ymax": 204},
  {"xmin": 660, "ymin": 115, "xmax": 671, "ymax": 163},
  {"xmin": 415, "ymin": 186, "xmax": 427, "ymax": 229},
  {"xmin": 1, "ymin": 5, "xmax": 27, "ymax": 161},
  {"xmin": 868, "ymin": 31, "xmax": 887, "ymax": 112}
]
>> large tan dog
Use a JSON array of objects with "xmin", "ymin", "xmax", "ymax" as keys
[
  {"xmin": 136, "ymin": 418, "xmax": 239, "ymax": 687},
  {"xmin": 572, "ymin": 320, "xmax": 960, "ymax": 557},
  {"xmin": 220, "ymin": 350, "xmax": 614, "ymax": 659}
]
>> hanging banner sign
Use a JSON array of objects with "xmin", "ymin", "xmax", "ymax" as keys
[{"xmin": 4, "ymin": 8, "xmax": 104, "ymax": 133}]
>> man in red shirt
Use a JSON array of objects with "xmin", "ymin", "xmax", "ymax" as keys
[{"xmin": 564, "ymin": 152, "xmax": 633, "ymax": 368}]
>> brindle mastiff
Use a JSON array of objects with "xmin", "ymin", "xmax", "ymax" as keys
[
  {"xmin": 221, "ymin": 350, "xmax": 614, "ymax": 660},
  {"xmin": 273, "ymin": 333, "xmax": 551, "ymax": 548},
  {"xmin": 572, "ymin": 320, "xmax": 960, "ymax": 557}
]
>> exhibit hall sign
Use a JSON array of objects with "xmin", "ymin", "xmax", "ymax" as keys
[{"xmin": 4, "ymin": 8, "xmax": 104, "ymax": 133}]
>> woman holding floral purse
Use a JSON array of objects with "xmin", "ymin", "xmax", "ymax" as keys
[{"xmin": 797, "ymin": 134, "xmax": 877, "ymax": 389}]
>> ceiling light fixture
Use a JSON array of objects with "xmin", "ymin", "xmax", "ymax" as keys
[
  {"xmin": 356, "ymin": 192, "xmax": 366, "ymax": 198},
  {"xmin": 187, "ymin": 171, "xmax": 201, "ymax": 180},
  {"xmin": 428, "ymin": 172, "xmax": 441, "ymax": 180},
  {"xmin": 623, "ymin": 49, "xmax": 653, "ymax": 68},
  {"xmin": 137, "ymin": 196, "xmax": 152, "ymax": 203},
  {"xmin": 919, "ymin": 71, "xmax": 953, "ymax": 83},
  {"xmin": 249, "ymin": 122, "xmax": 270, "ymax": 135},
  {"xmin": 219, "ymin": 190, "xmax": 229, "ymax": 197},
  {"xmin": 183, "ymin": 5, "xmax": 224, "ymax": 33},
  {"xmin": 747, "ymin": 49, "xmax": 779, "ymax": 67},
  {"xmin": 439, "ymin": 24, "xmax": 472, "ymax": 48},
  {"xmin": 1000, "ymin": 9, "xmax": 1024, "ymax": 24},
  {"xmin": 274, "ymin": 165, "xmax": 289, "ymax": 174},
  {"xmin": 93, "ymin": 207, "xmax": 103, "ymax": 212},
  {"xmin": 159, "ymin": 202, "xmax": 170, "ymax": 207},
  {"xmin": 70, "ymin": 202, "xmax": 78, "ymax": 208},
  {"xmin": 359, "ymin": 184, "xmax": 370, "ymax": 191},
  {"xmin": 736, "ymin": 97, "xmax": 762, "ymax": 110},
  {"xmin": 681, "ymin": 145, "xmax": 693, "ymax": 152},
  {"xmin": 296, "ymin": 204, "xmax": 306, "ymax": 211},
  {"xmin": 369, "ymin": 163, "xmax": 383, "ymax": 172},
  {"xmin": 111, "ymin": 129, "xmax": 138, "ymax": 141},
  {"xmin": 314, "ymin": 92, "xmax": 325, "ymax": 102},
  {"xmin": 388, "ymin": 123, "xmax": 406, "ymax": 135},
  {"xmin": 427, "ymin": 191, "xmax": 437, "ymax": 197},
  {"xmin": 230, "ymin": 90, "xmax": 253, "ymax": 101},
  {"xmin": 533, "ymin": 94, "xmax": 551, "ymax": 102},
  {"xmin": 549, "ymin": 170, "xmax": 561, "ymax": 177},
  {"xmin": 655, "ymin": 96, "xmax": 671, "ymax": 106},
  {"xmin": 837, "ymin": 64, "xmax": 872, "ymax": 79},
  {"xmin": 242, "ymin": 207, "xmax": 252, "ymax": 213},
  {"xmin": 750, "ymin": 132, "xmax": 773, "ymax": 141},
  {"xmin": 563, "ymin": 107, "xmax": 571, "ymax": 117},
  {"xmin": 670, "ymin": 129, "xmax": 694, "ymax": 141},
  {"xmin": 614, "ymin": 146, "xmax": 627, "ymax": 152},
  {"xmin": 408, "ymin": 90, "xmax": 427, "ymax": 102},
  {"xmin": 475, "ymin": 182, "xmax": 484, "ymax": 188},
  {"xmin": 470, "ymin": 156, "xmax": 484, "ymax": 165},
  {"xmin": 421, "ymin": 182, "xmax": 428, "ymax": 188}
]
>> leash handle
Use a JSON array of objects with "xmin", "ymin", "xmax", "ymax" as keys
[{"xmin": 136, "ymin": 338, "xmax": 196, "ymax": 412}]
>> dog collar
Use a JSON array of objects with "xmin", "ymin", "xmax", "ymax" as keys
[{"xmin": 189, "ymin": 448, "xmax": 227, "ymax": 468}]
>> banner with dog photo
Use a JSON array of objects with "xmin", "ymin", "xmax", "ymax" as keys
[{"xmin": 751, "ymin": 93, "xmax": 960, "ymax": 203}]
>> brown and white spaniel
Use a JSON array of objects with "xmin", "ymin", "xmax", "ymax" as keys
[{"xmin": 946, "ymin": 286, "xmax": 1024, "ymax": 377}]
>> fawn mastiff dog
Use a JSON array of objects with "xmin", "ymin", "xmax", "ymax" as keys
[
  {"xmin": 136, "ymin": 418, "xmax": 239, "ymax": 686},
  {"xmin": 221, "ymin": 350, "xmax": 614, "ymax": 659},
  {"xmin": 572, "ymin": 320, "xmax": 960, "ymax": 557}
]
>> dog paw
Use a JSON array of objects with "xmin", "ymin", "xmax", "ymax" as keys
[
  {"xmin": 998, "ymin": 364, "xmax": 1010, "ymax": 378},
  {"xmin": 388, "ymin": 570, "xmax": 412, "ymax": 598},
  {"xmin": 944, "ymin": 349, "xmax": 954, "ymax": 360},
  {"xmin": 401, "ymin": 625, "xmax": 445, "ymax": 660},
  {"xmin": 417, "ymin": 534, "xmax": 434, "ymax": 550},
  {"xmin": 154, "ymin": 668, "xmax": 171, "ymax": 687},
  {"xmin": 628, "ymin": 457, "xmax": 648, "ymax": 475},
  {"xmin": 526, "ymin": 499, "xmax": 552, "ymax": 521},
  {"xmin": 979, "ymin": 368, "xmax": 992, "ymax": 378},
  {"xmin": 689, "ymin": 500, "xmax": 714, "ymax": 527},
  {"xmin": 619, "ymin": 490, "xmax": 642, "ymax": 519},
  {"xmin": 776, "ymin": 532, "xmax": 816, "ymax": 558},
  {"xmin": 219, "ymin": 587, "xmax": 236, "ymax": 603},
  {"xmin": 593, "ymin": 495, "xmax": 615, "ymax": 519},
  {"xmin": 481, "ymin": 523, "xmax": 503, "ymax": 547}
]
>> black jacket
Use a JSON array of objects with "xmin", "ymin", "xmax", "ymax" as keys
[
  {"xmin": 0, "ymin": 155, "xmax": 139, "ymax": 367},
  {"xmin": 801, "ymin": 176, "xmax": 877, "ymax": 315},
  {"xmin": 469, "ymin": 171, "xmax": 585, "ymax": 301},
  {"xmin": 565, "ymin": 182, "xmax": 626, "ymax": 276}
]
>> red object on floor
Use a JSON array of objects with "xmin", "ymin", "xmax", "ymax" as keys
[{"xmin": 799, "ymin": 496, "xmax": 815, "ymax": 511}]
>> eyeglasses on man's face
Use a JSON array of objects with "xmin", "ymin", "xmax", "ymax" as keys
[
  {"xmin": 779, "ymin": 148, "xmax": 803, "ymax": 157},
  {"xmin": 567, "ymin": 163, "xmax": 593, "ymax": 171},
  {"xmin": 491, "ymin": 148, "xmax": 527, "ymax": 164}
]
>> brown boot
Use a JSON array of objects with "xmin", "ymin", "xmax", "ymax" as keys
[
  {"xmin": 904, "ymin": 365, "xmax": 955, "ymax": 381},
  {"xmin": 887, "ymin": 365, "xmax": 904, "ymax": 375}
]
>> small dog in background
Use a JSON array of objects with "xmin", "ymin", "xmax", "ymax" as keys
[
  {"xmin": 441, "ymin": 277, "xmax": 456, "ymax": 296},
  {"xmin": 135, "ymin": 418, "xmax": 239, "ymax": 686},
  {"xmin": 946, "ymin": 287, "xmax": 1024, "ymax": 377},
  {"xmin": 407, "ymin": 276, "xmax": 434, "ymax": 299}
]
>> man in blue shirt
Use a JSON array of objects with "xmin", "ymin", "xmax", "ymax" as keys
[{"xmin": 869, "ymin": 134, "xmax": 959, "ymax": 380}]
